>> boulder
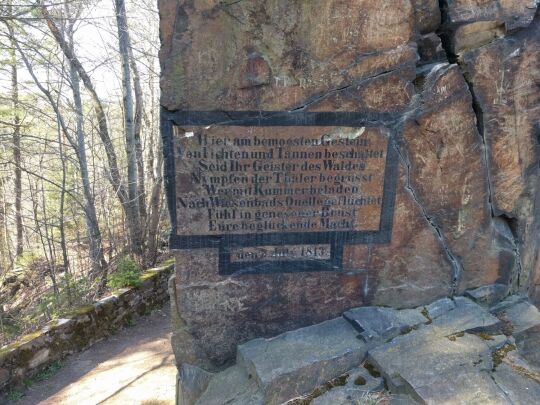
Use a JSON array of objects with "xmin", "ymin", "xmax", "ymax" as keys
[
  {"xmin": 177, "ymin": 363, "xmax": 214, "ymax": 405},
  {"xmin": 194, "ymin": 365, "xmax": 263, "ymax": 405},
  {"xmin": 237, "ymin": 317, "xmax": 365, "ymax": 405},
  {"xmin": 160, "ymin": 0, "xmax": 540, "ymax": 369}
]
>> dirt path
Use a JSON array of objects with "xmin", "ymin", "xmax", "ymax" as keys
[{"xmin": 9, "ymin": 305, "xmax": 176, "ymax": 405}]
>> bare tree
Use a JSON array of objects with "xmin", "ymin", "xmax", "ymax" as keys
[
  {"xmin": 13, "ymin": 23, "xmax": 108, "ymax": 288},
  {"xmin": 4, "ymin": 1, "xmax": 23, "ymax": 257},
  {"xmin": 40, "ymin": 2, "xmax": 144, "ymax": 258},
  {"xmin": 114, "ymin": 0, "xmax": 143, "ymax": 255}
]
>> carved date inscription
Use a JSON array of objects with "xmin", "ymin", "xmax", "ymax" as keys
[{"xmin": 173, "ymin": 125, "xmax": 389, "ymax": 238}]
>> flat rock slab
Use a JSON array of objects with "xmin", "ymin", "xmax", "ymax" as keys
[
  {"xmin": 368, "ymin": 332, "xmax": 493, "ymax": 393},
  {"xmin": 237, "ymin": 317, "xmax": 365, "ymax": 405},
  {"xmin": 514, "ymin": 324, "xmax": 540, "ymax": 367},
  {"xmin": 492, "ymin": 363, "xmax": 540, "ymax": 404},
  {"xmin": 491, "ymin": 298, "xmax": 540, "ymax": 334},
  {"xmin": 310, "ymin": 366, "xmax": 384, "ymax": 405},
  {"xmin": 366, "ymin": 298, "xmax": 505, "ymax": 402},
  {"xmin": 343, "ymin": 306, "xmax": 427, "ymax": 343},
  {"xmin": 428, "ymin": 297, "xmax": 501, "ymax": 336},
  {"xmin": 195, "ymin": 365, "xmax": 263, "ymax": 405},
  {"xmin": 413, "ymin": 370, "xmax": 509, "ymax": 404},
  {"xmin": 465, "ymin": 284, "xmax": 509, "ymax": 306}
]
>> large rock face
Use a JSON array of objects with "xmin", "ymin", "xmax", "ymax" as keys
[{"xmin": 160, "ymin": 0, "xmax": 540, "ymax": 366}]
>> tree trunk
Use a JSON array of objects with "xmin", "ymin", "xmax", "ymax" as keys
[
  {"xmin": 114, "ymin": 0, "xmax": 143, "ymax": 257},
  {"xmin": 0, "ymin": 177, "xmax": 9, "ymax": 273},
  {"xmin": 57, "ymin": 121, "xmax": 70, "ymax": 276},
  {"xmin": 128, "ymin": 29, "xmax": 147, "ymax": 228},
  {"xmin": 146, "ymin": 127, "xmax": 164, "ymax": 265},
  {"xmin": 65, "ymin": 16, "xmax": 108, "ymax": 289},
  {"xmin": 6, "ymin": 7, "xmax": 23, "ymax": 257}
]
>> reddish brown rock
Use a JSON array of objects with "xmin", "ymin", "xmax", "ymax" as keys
[
  {"xmin": 461, "ymin": 18, "xmax": 540, "ymax": 300},
  {"xmin": 160, "ymin": 0, "xmax": 540, "ymax": 369},
  {"xmin": 403, "ymin": 64, "xmax": 519, "ymax": 292},
  {"xmin": 413, "ymin": 0, "xmax": 441, "ymax": 34},
  {"xmin": 343, "ymin": 162, "xmax": 453, "ymax": 308},
  {"xmin": 442, "ymin": 0, "xmax": 538, "ymax": 30},
  {"xmin": 173, "ymin": 249, "xmax": 369, "ymax": 365},
  {"xmin": 159, "ymin": 0, "xmax": 416, "ymax": 112},
  {"xmin": 439, "ymin": 0, "xmax": 538, "ymax": 55}
]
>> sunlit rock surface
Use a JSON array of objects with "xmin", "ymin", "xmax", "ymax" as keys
[{"xmin": 160, "ymin": 0, "xmax": 540, "ymax": 366}]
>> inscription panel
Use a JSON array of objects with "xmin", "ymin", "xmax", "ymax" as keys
[
  {"xmin": 174, "ymin": 126, "xmax": 388, "ymax": 235},
  {"xmin": 164, "ymin": 112, "xmax": 397, "ymax": 274},
  {"xmin": 229, "ymin": 245, "xmax": 332, "ymax": 264}
]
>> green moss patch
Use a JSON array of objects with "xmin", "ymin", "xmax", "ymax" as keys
[
  {"xmin": 354, "ymin": 375, "xmax": 367, "ymax": 385},
  {"xmin": 364, "ymin": 362, "xmax": 381, "ymax": 378},
  {"xmin": 447, "ymin": 332, "xmax": 465, "ymax": 341},
  {"xmin": 492, "ymin": 343, "xmax": 516, "ymax": 370},
  {"xmin": 65, "ymin": 304, "xmax": 95, "ymax": 318},
  {"xmin": 421, "ymin": 307, "xmax": 433, "ymax": 324},
  {"xmin": 475, "ymin": 332, "xmax": 495, "ymax": 341}
]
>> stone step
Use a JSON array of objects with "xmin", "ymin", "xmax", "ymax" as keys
[
  {"xmin": 310, "ymin": 366, "xmax": 384, "ymax": 405},
  {"xmin": 491, "ymin": 296, "xmax": 540, "ymax": 334},
  {"xmin": 237, "ymin": 317, "xmax": 366, "ymax": 405},
  {"xmin": 185, "ymin": 295, "xmax": 539, "ymax": 405},
  {"xmin": 343, "ymin": 306, "xmax": 428, "ymax": 344},
  {"xmin": 515, "ymin": 324, "xmax": 540, "ymax": 367},
  {"xmin": 194, "ymin": 365, "xmax": 263, "ymax": 405},
  {"xmin": 366, "ymin": 297, "xmax": 507, "ymax": 402},
  {"xmin": 369, "ymin": 332, "xmax": 495, "ymax": 393},
  {"xmin": 492, "ymin": 362, "xmax": 540, "ymax": 404}
]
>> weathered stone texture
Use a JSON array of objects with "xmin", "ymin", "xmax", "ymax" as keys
[
  {"xmin": 404, "ymin": 63, "xmax": 521, "ymax": 292},
  {"xmin": 185, "ymin": 294, "xmax": 540, "ymax": 405},
  {"xmin": 342, "ymin": 162, "xmax": 454, "ymax": 309},
  {"xmin": 442, "ymin": 0, "xmax": 538, "ymax": 31},
  {"xmin": 173, "ymin": 249, "xmax": 368, "ymax": 365},
  {"xmin": 461, "ymin": 19, "xmax": 540, "ymax": 299},
  {"xmin": 160, "ymin": 0, "xmax": 416, "ymax": 111},
  {"xmin": 237, "ymin": 318, "xmax": 364, "ymax": 404},
  {"xmin": 161, "ymin": 0, "xmax": 540, "ymax": 369}
]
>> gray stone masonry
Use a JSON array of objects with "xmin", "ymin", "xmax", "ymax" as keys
[{"xmin": 179, "ymin": 288, "xmax": 540, "ymax": 405}]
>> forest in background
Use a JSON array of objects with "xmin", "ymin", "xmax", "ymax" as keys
[{"xmin": 0, "ymin": 0, "xmax": 166, "ymax": 345}]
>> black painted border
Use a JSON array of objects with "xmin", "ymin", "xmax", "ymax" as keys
[{"xmin": 161, "ymin": 109, "xmax": 398, "ymax": 274}]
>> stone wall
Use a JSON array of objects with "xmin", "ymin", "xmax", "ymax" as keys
[
  {"xmin": 160, "ymin": 0, "xmax": 540, "ymax": 367},
  {"xmin": 0, "ymin": 260, "xmax": 174, "ymax": 391}
]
